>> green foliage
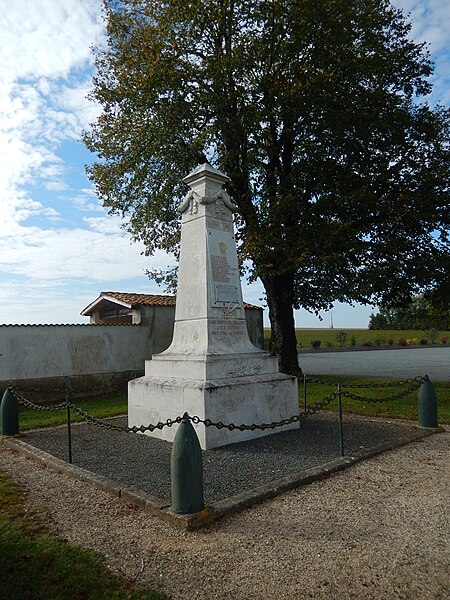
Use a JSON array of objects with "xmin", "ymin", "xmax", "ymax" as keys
[
  {"xmin": 369, "ymin": 297, "xmax": 449, "ymax": 331},
  {"xmin": 425, "ymin": 328, "xmax": 439, "ymax": 343},
  {"xmin": 0, "ymin": 473, "xmax": 165, "ymax": 600},
  {"xmin": 310, "ymin": 339, "xmax": 321, "ymax": 349},
  {"xmin": 373, "ymin": 334, "xmax": 385, "ymax": 346},
  {"xmin": 335, "ymin": 330, "xmax": 348, "ymax": 346},
  {"xmin": 85, "ymin": 0, "xmax": 450, "ymax": 374}
]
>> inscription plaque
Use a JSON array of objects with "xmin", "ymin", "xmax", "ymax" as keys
[
  {"xmin": 207, "ymin": 229, "xmax": 242, "ymax": 308},
  {"xmin": 214, "ymin": 284, "xmax": 240, "ymax": 304},
  {"xmin": 209, "ymin": 318, "xmax": 246, "ymax": 337}
]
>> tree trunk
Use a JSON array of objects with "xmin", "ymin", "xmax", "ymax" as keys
[{"xmin": 261, "ymin": 273, "xmax": 302, "ymax": 376}]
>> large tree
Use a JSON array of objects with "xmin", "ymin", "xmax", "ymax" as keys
[{"xmin": 85, "ymin": 0, "xmax": 450, "ymax": 375}]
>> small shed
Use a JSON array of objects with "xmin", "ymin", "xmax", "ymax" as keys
[{"xmin": 81, "ymin": 292, "xmax": 264, "ymax": 349}]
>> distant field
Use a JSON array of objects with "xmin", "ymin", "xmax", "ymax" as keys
[{"xmin": 263, "ymin": 328, "xmax": 449, "ymax": 348}]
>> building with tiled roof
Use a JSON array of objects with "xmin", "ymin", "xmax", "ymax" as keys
[
  {"xmin": 80, "ymin": 291, "xmax": 264, "ymax": 348},
  {"xmin": 81, "ymin": 291, "xmax": 261, "ymax": 324}
]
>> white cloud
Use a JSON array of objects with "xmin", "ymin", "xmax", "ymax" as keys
[
  {"xmin": 393, "ymin": 0, "xmax": 450, "ymax": 105},
  {"xmin": 0, "ymin": 0, "xmax": 104, "ymax": 83},
  {"xmin": 0, "ymin": 223, "xmax": 173, "ymax": 283},
  {"xmin": 83, "ymin": 216, "xmax": 127, "ymax": 234},
  {"xmin": 72, "ymin": 190, "xmax": 105, "ymax": 213},
  {"xmin": 0, "ymin": 1, "xmax": 105, "ymax": 235}
]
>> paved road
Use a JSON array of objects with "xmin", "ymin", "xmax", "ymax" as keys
[{"xmin": 298, "ymin": 346, "xmax": 450, "ymax": 380}]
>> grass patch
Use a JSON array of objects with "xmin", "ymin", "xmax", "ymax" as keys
[
  {"xmin": 19, "ymin": 393, "xmax": 127, "ymax": 431},
  {"xmin": 300, "ymin": 375, "xmax": 450, "ymax": 424},
  {"xmin": 264, "ymin": 328, "xmax": 449, "ymax": 348},
  {"xmin": 0, "ymin": 471, "xmax": 165, "ymax": 600},
  {"xmin": 16, "ymin": 375, "xmax": 450, "ymax": 431}
]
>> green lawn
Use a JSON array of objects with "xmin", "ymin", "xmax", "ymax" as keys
[
  {"xmin": 264, "ymin": 328, "xmax": 449, "ymax": 348},
  {"xmin": 13, "ymin": 375, "xmax": 450, "ymax": 430},
  {"xmin": 0, "ymin": 471, "xmax": 165, "ymax": 600},
  {"xmin": 301, "ymin": 375, "xmax": 450, "ymax": 424},
  {"xmin": 18, "ymin": 393, "xmax": 127, "ymax": 431}
]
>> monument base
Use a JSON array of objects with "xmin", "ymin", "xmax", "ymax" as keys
[{"xmin": 128, "ymin": 371, "xmax": 299, "ymax": 449}]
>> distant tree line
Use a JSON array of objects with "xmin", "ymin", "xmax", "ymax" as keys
[{"xmin": 369, "ymin": 297, "xmax": 449, "ymax": 330}]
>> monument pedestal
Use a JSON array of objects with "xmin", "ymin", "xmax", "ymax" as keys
[
  {"xmin": 128, "ymin": 164, "xmax": 299, "ymax": 449},
  {"xmin": 128, "ymin": 352, "xmax": 298, "ymax": 449}
]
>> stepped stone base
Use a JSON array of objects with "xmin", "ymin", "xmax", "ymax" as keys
[{"xmin": 128, "ymin": 367, "xmax": 298, "ymax": 449}]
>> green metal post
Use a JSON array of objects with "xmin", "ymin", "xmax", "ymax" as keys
[
  {"xmin": 418, "ymin": 376, "xmax": 438, "ymax": 428},
  {"xmin": 337, "ymin": 383, "xmax": 344, "ymax": 456},
  {"xmin": 1, "ymin": 388, "xmax": 19, "ymax": 436},
  {"xmin": 65, "ymin": 378, "xmax": 73, "ymax": 464},
  {"xmin": 171, "ymin": 413, "xmax": 205, "ymax": 515},
  {"xmin": 303, "ymin": 375, "xmax": 307, "ymax": 412}
]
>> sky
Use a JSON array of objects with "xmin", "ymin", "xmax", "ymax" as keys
[{"xmin": 0, "ymin": 0, "xmax": 449, "ymax": 328}]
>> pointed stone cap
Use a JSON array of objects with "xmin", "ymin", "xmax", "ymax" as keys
[{"xmin": 182, "ymin": 163, "xmax": 230, "ymax": 186}]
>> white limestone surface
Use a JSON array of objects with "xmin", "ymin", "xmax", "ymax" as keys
[
  {"xmin": 128, "ymin": 164, "xmax": 299, "ymax": 449},
  {"xmin": 128, "ymin": 372, "xmax": 298, "ymax": 448}
]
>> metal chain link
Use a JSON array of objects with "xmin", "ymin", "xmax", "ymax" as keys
[
  {"xmin": 11, "ymin": 382, "xmax": 124, "ymax": 395},
  {"xmin": 341, "ymin": 380, "xmax": 423, "ymax": 404},
  {"xmin": 8, "ymin": 373, "xmax": 426, "ymax": 434},
  {"xmin": 304, "ymin": 390, "xmax": 338, "ymax": 415},
  {"xmin": 67, "ymin": 402, "xmax": 185, "ymax": 434},
  {"xmin": 303, "ymin": 375, "xmax": 426, "ymax": 389},
  {"xmin": 9, "ymin": 387, "xmax": 68, "ymax": 412}
]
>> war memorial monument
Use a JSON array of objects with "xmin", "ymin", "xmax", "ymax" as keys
[{"xmin": 128, "ymin": 164, "xmax": 298, "ymax": 449}]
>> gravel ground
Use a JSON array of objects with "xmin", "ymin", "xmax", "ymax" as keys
[
  {"xmin": 22, "ymin": 413, "xmax": 419, "ymax": 503},
  {"xmin": 0, "ymin": 424, "xmax": 448, "ymax": 599}
]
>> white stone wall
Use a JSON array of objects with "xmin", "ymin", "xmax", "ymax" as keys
[{"xmin": 0, "ymin": 306, "xmax": 262, "ymax": 385}]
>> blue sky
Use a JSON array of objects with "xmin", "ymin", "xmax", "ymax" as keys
[{"xmin": 0, "ymin": 0, "xmax": 448, "ymax": 327}]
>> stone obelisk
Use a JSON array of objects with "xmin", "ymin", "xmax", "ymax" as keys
[{"xmin": 128, "ymin": 164, "xmax": 298, "ymax": 449}]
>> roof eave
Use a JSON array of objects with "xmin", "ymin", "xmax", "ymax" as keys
[{"xmin": 80, "ymin": 294, "xmax": 133, "ymax": 316}]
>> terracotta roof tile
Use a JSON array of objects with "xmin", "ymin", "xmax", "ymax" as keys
[
  {"xmin": 102, "ymin": 292, "xmax": 176, "ymax": 306},
  {"xmin": 101, "ymin": 292, "xmax": 261, "ymax": 310}
]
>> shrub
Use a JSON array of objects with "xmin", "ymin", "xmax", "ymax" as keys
[
  {"xmin": 350, "ymin": 335, "xmax": 357, "ymax": 346},
  {"xmin": 425, "ymin": 328, "xmax": 438, "ymax": 343},
  {"xmin": 325, "ymin": 340, "xmax": 334, "ymax": 348},
  {"xmin": 310, "ymin": 339, "xmax": 321, "ymax": 348},
  {"xmin": 407, "ymin": 338, "xmax": 418, "ymax": 345},
  {"xmin": 441, "ymin": 336, "xmax": 448, "ymax": 345},
  {"xmin": 335, "ymin": 330, "xmax": 348, "ymax": 346},
  {"xmin": 387, "ymin": 337, "xmax": 394, "ymax": 345},
  {"xmin": 359, "ymin": 337, "xmax": 373, "ymax": 347},
  {"xmin": 374, "ymin": 335, "xmax": 385, "ymax": 346},
  {"xmin": 419, "ymin": 338, "xmax": 427, "ymax": 345},
  {"xmin": 398, "ymin": 337, "xmax": 407, "ymax": 346}
]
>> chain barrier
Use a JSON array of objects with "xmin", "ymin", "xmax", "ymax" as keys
[
  {"xmin": 341, "ymin": 380, "xmax": 423, "ymax": 404},
  {"xmin": 302, "ymin": 375, "xmax": 426, "ymax": 389},
  {"xmin": 8, "ymin": 381, "xmax": 124, "ymax": 396},
  {"xmin": 9, "ymin": 386, "xmax": 68, "ymax": 412},
  {"xmin": 7, "ymin": 373, "xmax": 426, "ymax": 434},
  {"xmin": 9, "ymin": 383, "xmax": 338, "ymax": 434}
]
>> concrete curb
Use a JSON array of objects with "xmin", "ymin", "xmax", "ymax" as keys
[{"xmin": 1, "ymin": 426, "xmax": 443, "ymax": 530}]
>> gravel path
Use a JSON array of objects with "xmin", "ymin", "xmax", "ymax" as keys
[
  {"xmin": 1, "ymin": 424, "xmax": 449, "ymax": 599},
  {"xmin": 22, "ymin": 413, "xmax": 418, "ymax": 503}
]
